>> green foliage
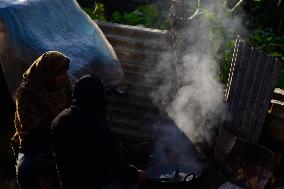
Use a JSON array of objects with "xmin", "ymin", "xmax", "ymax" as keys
[
  {"xmin": 112, "ymin": 10, "xmax": 143, "ymax": 26},
  {"xmin": 204, "ymin": 2, "xmax": 284, "ymax": 87},
  {"xmin": 83, "ymin": 3, "xmax": 170, "ymax": 29},
  {"xmin": 250, "ymin": 29, "xmax": 284, "ymax": 58},
  {"xmin": 82, "ymin": 2, "xmax": 106, "ymax": 21},
  {"xmin": 202, "ymin": 10, "xmax": 232, "ymax": 84},
  {"xmin": 249, "ymin": 29, "xmax": 284, "ymax": 88},
  {"xmin": 220, "ymin": 40, "xmax": 236, "ymax": 84},
  {"xmin": 245, "ymin": 0, "xmax": 284, "ymax": 88},
  {"xmin": 112, "ymin": 4, "xmax": 171, "ymax": 30}
]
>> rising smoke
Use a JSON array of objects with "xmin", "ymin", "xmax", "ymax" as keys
[{"xmin": 147, "ymin": 0, "xmax": 246, "ymax": 157}]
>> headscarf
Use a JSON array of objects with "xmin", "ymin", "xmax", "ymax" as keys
[{"xmin": 23, "ymin": 51, "xmax": 70, "ymax": 91}]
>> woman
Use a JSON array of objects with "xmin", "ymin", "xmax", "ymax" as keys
[{"xmin": 12, "ymin": 51, "xmax": 72, "ymax": 189}]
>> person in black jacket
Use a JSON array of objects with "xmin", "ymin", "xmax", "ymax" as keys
[{"xmin": 51, "ymin": 75, "xmax": 145, "ymax": 189}]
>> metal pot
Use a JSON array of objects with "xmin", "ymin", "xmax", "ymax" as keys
[{"xmin": 140, "ymin": 164, "xmax": 201, "ymax": 189}]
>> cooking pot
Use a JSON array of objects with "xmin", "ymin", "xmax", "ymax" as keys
[{"xmin": 140, "ymin": 164, "xmax": 201, "ymax": 189}]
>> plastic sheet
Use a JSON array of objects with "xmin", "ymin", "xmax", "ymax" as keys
[{"xmin": 0, "ymin": 0, "xmax": 123, "ymax": 100}]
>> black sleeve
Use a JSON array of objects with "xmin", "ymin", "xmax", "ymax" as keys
[{"xmin": 103, "ymin": 125, "xmax": 138, "ymax": 181}]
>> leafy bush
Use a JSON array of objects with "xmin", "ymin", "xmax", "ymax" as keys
[
  {"xmin": 250, "ymin": 29, "xmax": 284, "ymax": 58},
  {"xmin": 249, "ymin": 29, "xmax": 284, "ymax": 88},
  {"xmin": 82, "ymin": 3, "xmax": 170, "ymax": 29},
  {"xmin": 244, "ymin": 0, "xmax": 284, "ymax": 87},
  {"xmin": 82, "ymin": 2, "xmax": 106, "ymax": 21},
  {"xmin": 112, "ymin": 4, "xmax": 171, "ymax": 30}
]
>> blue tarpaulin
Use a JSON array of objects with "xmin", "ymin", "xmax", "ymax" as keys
[{"xmin": 0, "ymin": 0, "xmax": 123, "ymax": 99}]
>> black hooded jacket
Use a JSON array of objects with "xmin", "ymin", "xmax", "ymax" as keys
[{"xmin": 51, "ymin": 75, "xmax": 137, "ymax": 189}]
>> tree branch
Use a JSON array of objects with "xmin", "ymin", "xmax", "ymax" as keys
[
  {"xmin": 171, "ymin": 0, "xmax": 244, "ymax": 21},
  {"xmin": 223, "ymin": 0, "xmax": 244, "ymax": 13}
]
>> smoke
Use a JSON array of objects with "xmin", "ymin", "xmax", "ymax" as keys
[
  {"xmin": 147, "ymin": 0, "xmax": 246, "ymax": 154},
  {"xmin": 168, "ymin": 53, "xmax": 225, "ymax": 146}
]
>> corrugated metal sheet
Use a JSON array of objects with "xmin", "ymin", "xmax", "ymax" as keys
[
  {"xmin": 96, "ymin": 21, "xmax": 171, "ymax": 141},
  {"xmin": 225, "ymin": 37, "xmax": 282, "ymax": 142}
]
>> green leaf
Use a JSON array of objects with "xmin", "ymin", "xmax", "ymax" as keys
[
  {"xmin": 124, "ymin": 10, "xmax": 143, "ymax": 25},
  {"xmin": 93, "ymin": 3, "xmax": 106, "ymax": 21},
  {"xmin": 82, "ymin": 3, "xmax": 106, "ymax": 21},
  {"xmin": 271, "ymin": 52, "xmax": 283, "ymax": 57},
  {"xmin": 112, "ymin": 11, "xmax": 124, "ymax": 23}
]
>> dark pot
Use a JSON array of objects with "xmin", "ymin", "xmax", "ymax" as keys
[
  {"xmin": 142, "ymin": 175, "xmax": 197, "ymax": 189},
  {"xmin": 140, "ymin": 164, "xmax": 201, "ymax": 189}
]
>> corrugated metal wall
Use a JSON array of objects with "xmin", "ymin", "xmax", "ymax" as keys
[{"xmin": 96, "ymin": 21, "xmax": 171, "ymax": 142}]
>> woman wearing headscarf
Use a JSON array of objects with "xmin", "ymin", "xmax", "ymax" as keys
[
  {"xmin": 51, "ymin": 75, "xmax": 146, "ymax": 189},
  {"xmin": 12, "ymin": 51, "xmax": 72, "ymax": 189}
]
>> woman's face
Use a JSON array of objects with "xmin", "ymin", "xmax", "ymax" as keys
[{"xmin": 53, "ymin": 70, "xmax": 68, "ymax": 90}]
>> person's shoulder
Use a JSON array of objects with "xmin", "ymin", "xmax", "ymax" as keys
[
  {"xmin": 51, "ymin": 108, "xmax": 72, "ymax": 130},
  {"xmin": 16, "ymin": 80, "xmax": 33, "ymax": 98},
  {"xmin": 53, "ymin": 108, "xmax": 72, "ymax": 122}
]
